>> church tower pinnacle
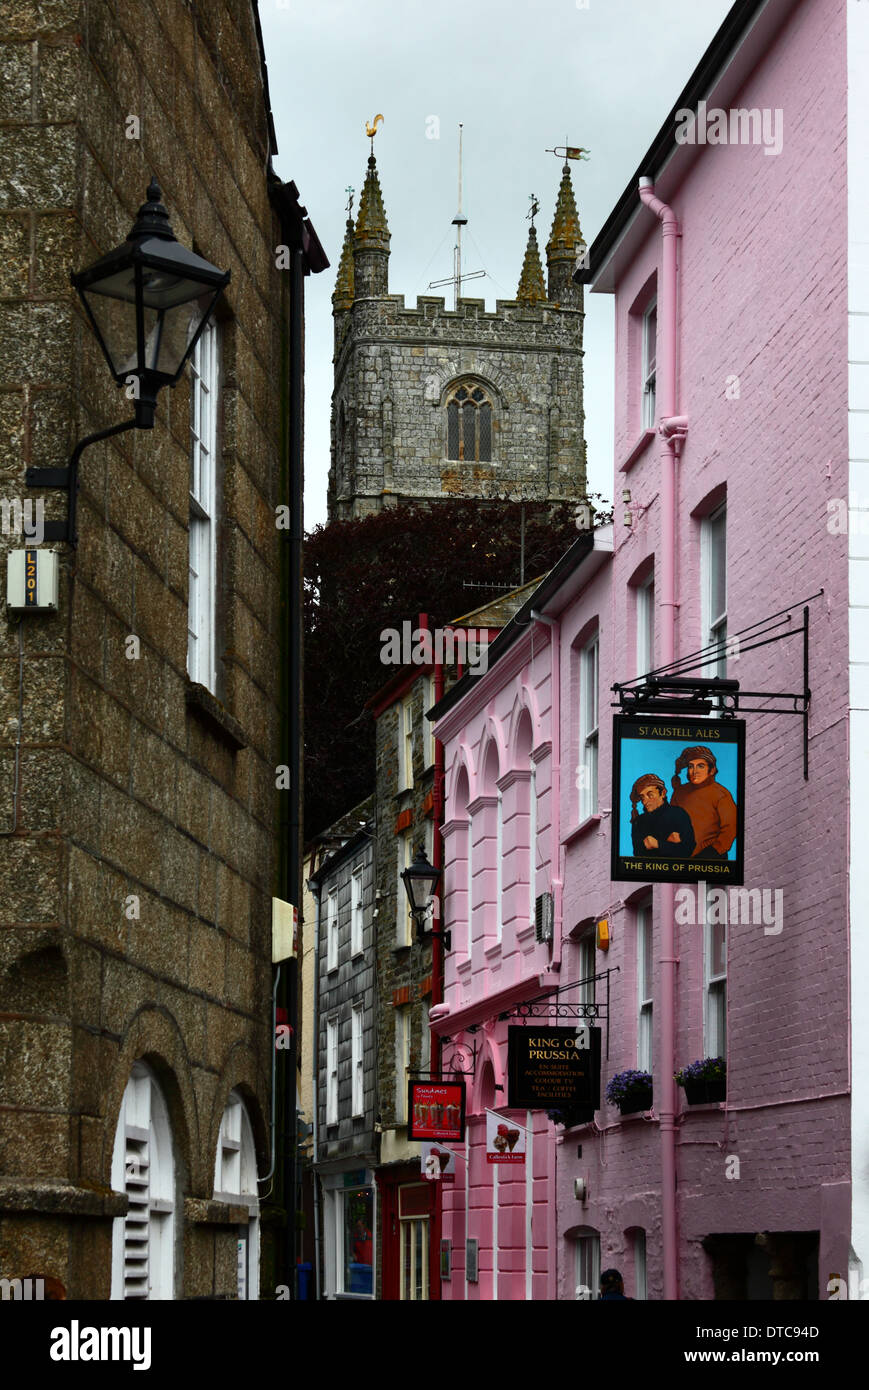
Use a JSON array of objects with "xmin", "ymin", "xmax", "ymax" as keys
[
  {"xmin": 547, "ymin": 161, "xmax": 583, "ymax": 306},
  {"xmin": 353, "ymin": 152, "xmax": 390, "ymax": 298},
  {"xmin": 516, "ymin": 200, "xmax": 547, "ymax": 305}
]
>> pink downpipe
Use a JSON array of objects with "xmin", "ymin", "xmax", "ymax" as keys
[{"xmin": 639, "ymin": 177, "xmax": 680, "ymax": 1302}]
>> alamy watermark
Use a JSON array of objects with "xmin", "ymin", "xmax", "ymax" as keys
[
  {"xmin": 675, "ymin": 102, "xmax": 783, "ymax": 157},
  {"xmin": 675, "ymin": 885, "xmax": 783, "ymax": 936},
  {"xmin": 380, "ymin": 622, "xmax": 488, "ymax": 676},
  {"xmin": 1, "ymin": 497, "xmax": 44, "ymax": 544}
]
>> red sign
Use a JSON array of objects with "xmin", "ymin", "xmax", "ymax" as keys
[{"xmin": 407, "ymin": 1081, "xmax": 465, "ymax": 1142}]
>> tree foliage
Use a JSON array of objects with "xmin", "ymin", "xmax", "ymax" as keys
[{"xmin": 304, "ymin": 496, "xmax": 610, "ymax": 838}]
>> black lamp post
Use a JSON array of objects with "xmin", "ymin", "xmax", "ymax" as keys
[
  {"xmin": 27, "ymin": 179, "xmax": 230, "ymax": 544},
  {"xmin": 400, "ymin": 846, "xmax": 449, "ymax": 950}
]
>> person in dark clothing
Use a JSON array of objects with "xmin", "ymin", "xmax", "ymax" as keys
[
  {"xmin": 630, "ymin": 773, "xmax": 696, "ymax": 859},
  {"xmin": 599, "ymin": 1268, "xmax": 631, "ymax": 1300}
]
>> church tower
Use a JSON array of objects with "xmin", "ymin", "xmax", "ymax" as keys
[{"xmin": 329, "ymin": 142, "xmax": 587, "ymax": 521}]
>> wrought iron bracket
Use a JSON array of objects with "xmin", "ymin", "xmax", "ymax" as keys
[{"xmin": 612, "ymin": 595, "xmax": 818, "ymax": 779}]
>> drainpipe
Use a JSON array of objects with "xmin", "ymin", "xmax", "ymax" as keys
[
  {"xmin": 432, "ymin": 647, "xmax": 445, "ymax": 1300},
  {"xmin": 530, "ymin": 611, "xmax": 562, "ymax": 972},
  {"xmin": 638, "ymin": 176, "xmax": 681, "ymax": 1302},
  {"xmin": 309, "ymin": 877, "xmax": 323, "ymax": 1300}
]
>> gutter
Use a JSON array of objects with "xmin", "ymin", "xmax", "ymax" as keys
[{"xmin": 309, "ymin": 877, "xmax": 323, "ymax": 1300}]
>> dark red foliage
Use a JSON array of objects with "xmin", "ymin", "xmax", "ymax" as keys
[{"xmin": 303, "ymin": 497, "xmax": 610, "ymax": 838}]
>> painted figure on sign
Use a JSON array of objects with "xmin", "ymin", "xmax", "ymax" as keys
[
  {"xmin": 670, "ymin": 745, "xmax": 738, "ymax": 858},
  {"xmin": 630, "ymin": 773, "xmax": 696, "ymax": 858}
]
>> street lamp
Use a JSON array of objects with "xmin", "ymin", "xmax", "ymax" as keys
[
  {"xmin": 29, "ymin": 179, "xmax": 230, "ymax": 545},
  {"xmin": 71, "ymin": 178, "xmax": 230, "ymax": 428},
  {"xmin": 400, "ymin": 846, "xmax": 449, "ymax": 950}
]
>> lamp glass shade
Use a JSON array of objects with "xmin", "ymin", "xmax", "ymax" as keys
[
  {"xmin": 72, "ymin": 181, "xmax": 230, "ymax": 393},
  {"xmin": 401, "ymin": 848, "xmax": 441, "ymax": 915}
]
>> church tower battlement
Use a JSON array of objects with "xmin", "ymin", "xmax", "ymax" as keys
[{"xmin": 329, "ymin": 147, "xmax": 587, "ymax": 521}]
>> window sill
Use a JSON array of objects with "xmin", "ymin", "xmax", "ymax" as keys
[
  {"xmin": 562, "ymin": 814, "xmax": 601, "ymax": 847},
  {"xmin": 619, "ymin": 427, "xmax": 656, "ymax": 475},
  {"xmin": 185, "ymin": 679, "xmax": 247, "ymax": 751},
  {"xmin": 391, "ymin": 942, "xmax": 413, "ymax": 956}
]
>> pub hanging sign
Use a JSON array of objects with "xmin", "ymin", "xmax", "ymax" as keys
[
  {"xmin": 507, "ymin": 1026, "xmax": 601, "ymax": 1110},
  {"xmin": 611, "ymin": 715, "xmax": 745, "ymax": 885}
]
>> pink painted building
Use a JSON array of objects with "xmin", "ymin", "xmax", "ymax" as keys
[{"xmin": 432, "ymin": 0, "xmax": 868, "ymax": 1300}]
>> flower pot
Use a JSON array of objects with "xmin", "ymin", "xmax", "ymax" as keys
[
  {"xmin": 618, "ymin": 1088, "xmax": 653, "ymax": 1115},
  {"xmin": 683, "ymin": 1079, "xmax": 726, "ymax": 1105}
]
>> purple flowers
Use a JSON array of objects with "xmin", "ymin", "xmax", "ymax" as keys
[
  {"xmin": 674, "ymin": 1056, "xmax": 725, "ymax": 1087},
  {"xmin": 605, "ymin": 1069, "xmax": 653, "ymax": 1106}
]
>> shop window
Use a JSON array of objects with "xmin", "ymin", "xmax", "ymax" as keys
[{"xmin": 340, "ymin": 1185, "xmax": 374, "ymax": 1297}]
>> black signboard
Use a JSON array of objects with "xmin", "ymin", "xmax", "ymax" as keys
[
  {"xmin": 507, "ymin": 1026, "xmax": 601, "ymax": 1111},
  {"xmin": 611, "ymin": 715, "xmax": 745, "ymax": 884}
]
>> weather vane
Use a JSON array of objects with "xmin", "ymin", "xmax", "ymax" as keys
[
  {"xmin": 365, "ymin": 113, "xmax": 384, "ymax": 155},
  {"xmin": 527, "ymin": 194, "xmax": 539, "ymax": 225},
  {"xmin": 546, "ymin": 143, "xmax": 591, "ymax": 166},
  {"xmin": 345, "ymin": 185, "xmax": 355, "ymax": 217}
]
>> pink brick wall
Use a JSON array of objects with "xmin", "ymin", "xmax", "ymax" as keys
[{"xmin": 435, "ymin": 0, "xmax": 850, "ymax": 1300}]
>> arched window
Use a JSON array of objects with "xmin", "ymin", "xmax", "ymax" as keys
[
  {"xmin": 110, "ymin": 1062, "xmax": 175, "ymax": 1300},
  {"xmin": 214, "ymin": 1090, "xmax": 260, "ymax": 1300},
  {"xmin": 446, "ymin": 383, "xmax": 493, "ymax": 462}
]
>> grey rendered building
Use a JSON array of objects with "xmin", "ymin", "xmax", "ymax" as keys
[{"xmin": 309, "ymin": 809, "xmax": 378, "ymax": 1299}]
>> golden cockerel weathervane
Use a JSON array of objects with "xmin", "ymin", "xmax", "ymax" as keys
[{"xmin": 365, "ymin": 114, "xmax": 384, "ymax": 154}]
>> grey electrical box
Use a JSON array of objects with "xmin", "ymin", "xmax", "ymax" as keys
[{"xmin": 6, "ymin": 549, "xmax": 59, "ymax": 611}]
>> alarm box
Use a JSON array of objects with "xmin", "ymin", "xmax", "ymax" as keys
[{"xmin": 6, "ymin": 549, "xmax": 59, "ymax": 612}]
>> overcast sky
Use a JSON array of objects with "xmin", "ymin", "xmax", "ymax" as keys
[{"xmin": 259, "ymin": 0, "xmax": 734, "ymax": 530}]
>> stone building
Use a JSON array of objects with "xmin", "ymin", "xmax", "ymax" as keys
[
  {"xmin": 328, "ymin": 153, "xmax": 588, "ymax": 519},
  {"xmin": 0, "ymin": 0, "xmax": 325, "ymax": 1299}
]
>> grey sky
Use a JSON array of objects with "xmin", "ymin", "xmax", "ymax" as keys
[{"xmin": 259, "ymin": 0, "xmax": 734, "ymax": 530}]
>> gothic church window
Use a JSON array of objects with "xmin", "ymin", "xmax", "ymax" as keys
[{"xmin": 446, "ymin": 383, "xmax": 493, "ymax": 462}]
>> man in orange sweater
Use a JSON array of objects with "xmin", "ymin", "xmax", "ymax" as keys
[{"xmin": 670, "ymin": 745, "xmax": 737, "ymax": 859}]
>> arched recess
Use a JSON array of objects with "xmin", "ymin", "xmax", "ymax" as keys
[
  {"xmin": 448, "ymin": 746, "xmax": 474, "ymax": 817},
  {"xmin": 472, "ymin": 1035, "xmax": 504, "ymax": 1116},
  {"xmin": 102, "ymin": 1005, "xmax": 199, "ymax": 1195},
  {"xmin": 511, "ymin": 706, "xmax": 536, "ymax": 927},
  {"xmin": 110, "ymin": 1060, "xmax": 176, "ymax": 1300}
]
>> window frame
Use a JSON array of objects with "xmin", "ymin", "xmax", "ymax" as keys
[
  {"xmin": 637, "ymin": 899, "xmax": 653, "ymax": 1073},
  {"xmin": 579, "ymin": 632, "xmax": 600, "ymax": 822},
  {"xmin": 445, "ymin": 381, "xmax": 494, "ymax": 463},
  {"xmin": 326, "ymin": 1016, "xmax": 339, "ymax": 1127},
  {"xmin": 397, "ymin": 832, "xmax": 413, "ymax": 948},
  {"xmin": 213, "ymin": 1090, "xmax": 260, "ymax": 1300},
  {"xmin": 350, "ymin": 865, "xmax": 364, "ymax": 959},
  {"xmin": 351, "ymin": 1003, "xmax": 364, "ymax": 1118},
  {"xmin": 574, "ymin": 1229, "xmax": 601, "ymax": 1301},
  {"xmin": 188, "ymin": 320, "xmax": 220, "ymax": 692},
  {"xmin": 577, "ymin": 927, "xmax": 597, "ymax": 1009},
  {"xmin": 642, "ymin": 298, "xmax": 657, "ymax": 430},
  {"xmin": 398, "ymin": 696, "xmax": 414, "ymax": 792},
  {"xmin": 394, "ymin": 1005, "xmax": 411, "ymax": 1125},
  {"xmin": 423, "ymin": 673, "xmax": 436, "ymax": 770},
  {"xmin": 636, "ymin": 571, "xmax": 655, "ymax": 678},
  {"xmin": 701, "ymin": 503, "xmax": 728, "ymax": 681},
  {"xmin": 326, "ymin": 888, "xmax": 339, "ymax": 973},
  {"xmin": 701, "ymin": 882, "xmax": 727, "ymax": 1058}
]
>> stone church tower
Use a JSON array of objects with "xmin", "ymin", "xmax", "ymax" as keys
[{"xmin": 329, "ymin": 153, "xmax": 587, "ymax": 520}]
